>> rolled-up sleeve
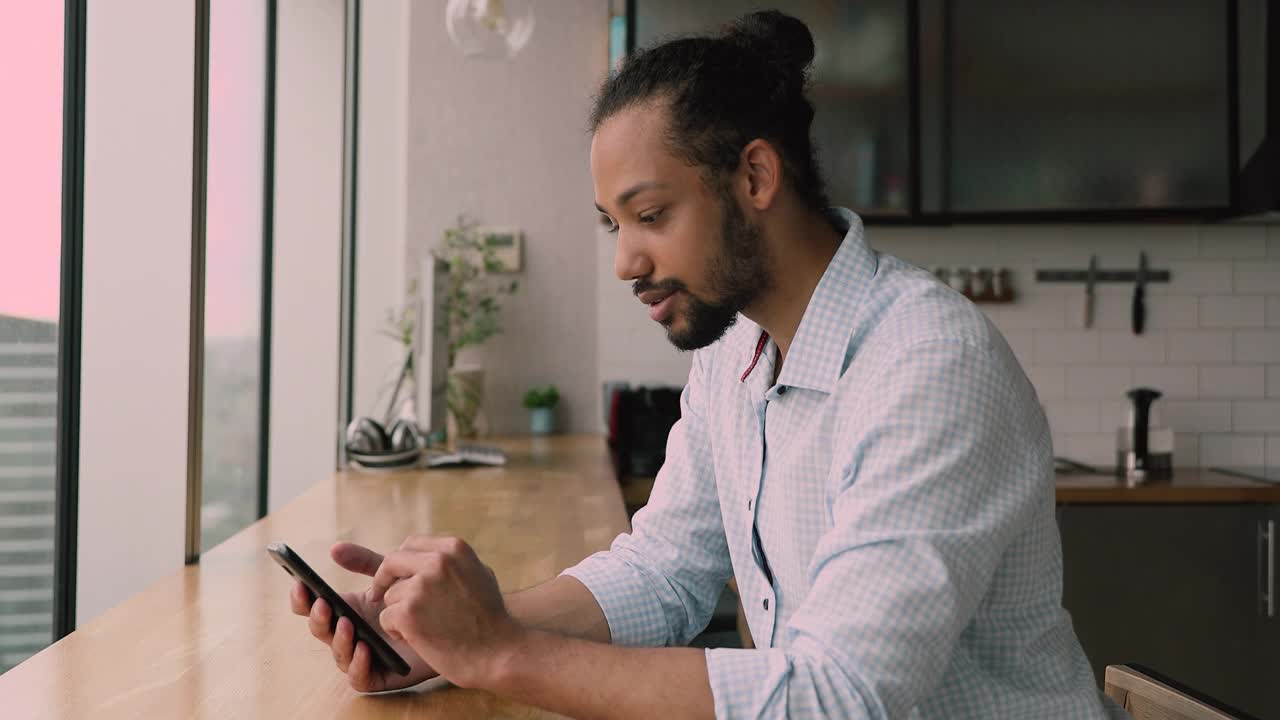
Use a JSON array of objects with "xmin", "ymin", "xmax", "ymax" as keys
[
  {"xmin": 705, "ymin": 338, "xmax": 1048, "ymax": 718},
  {"xmin": 561, "ymin": 349, "xmax": 733, "ymax": 648}
]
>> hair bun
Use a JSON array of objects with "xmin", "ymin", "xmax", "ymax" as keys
[{"xmin": 728, "ymin": 10, "xmax": 815, "ymax": 72}]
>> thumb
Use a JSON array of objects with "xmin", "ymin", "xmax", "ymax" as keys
[{"xmin": 331, "ymin": 542, "xmax": 384, "ymax": 577}]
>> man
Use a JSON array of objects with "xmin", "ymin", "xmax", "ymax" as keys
[{"xmin": 290, "ymin": 10, "xmax": 1122, "ymax": 718}]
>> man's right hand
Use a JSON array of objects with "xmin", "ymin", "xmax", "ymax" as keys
[{"xmin": 288, "ymin": 542, "xmax": 438, "ymax": 693}]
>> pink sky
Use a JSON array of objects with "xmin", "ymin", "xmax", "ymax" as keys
[
  {"xmin": 0, "ymin": 1, "xmax": 265, "ymax": 338},
  {"xmin": 0, "ymin": 3, "xmax": 63, "ymax": 323}
]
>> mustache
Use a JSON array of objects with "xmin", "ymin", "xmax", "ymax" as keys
[{"xmin": 633, "ymin": 277, "xmax": 687, "ymax": 298}]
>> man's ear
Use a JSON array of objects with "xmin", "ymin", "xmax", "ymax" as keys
[{"xmin": 739, "ymin": 139, "xmax": 782, "ymax": 211}]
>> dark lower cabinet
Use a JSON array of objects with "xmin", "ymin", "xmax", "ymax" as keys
[{"xmin": 1058, "ymin": 504, "xmax": 1278, "ymax": 719}]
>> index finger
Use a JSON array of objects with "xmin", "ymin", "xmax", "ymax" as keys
[{"xmin": 368, "ymin": 550, "xmax": 425, "ymax": 604}]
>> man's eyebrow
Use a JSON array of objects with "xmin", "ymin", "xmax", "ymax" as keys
[{"xmin": 595, "ymin": 181, "xmax": 666, "ymax": 214}]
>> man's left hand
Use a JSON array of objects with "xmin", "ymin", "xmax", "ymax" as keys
[{"xmin": 368, "ymin": 535, "xmax": 524, "ymax": 689}]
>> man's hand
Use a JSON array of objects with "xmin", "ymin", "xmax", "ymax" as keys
[
  {"xmin": 288, "ymin": 542, "xmax": 438, "ymax": 692},
  {"xmin": 369, "ymin": 535, "xmax": 526, "ymax": 689}
]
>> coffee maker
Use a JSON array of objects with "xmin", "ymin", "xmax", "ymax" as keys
[{"xmin": 1115, "ymin": 387, "xmax": 1174, "ymax": 481}]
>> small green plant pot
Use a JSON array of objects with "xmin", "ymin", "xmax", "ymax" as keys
[{"xmin": 529, "ymin": 407, "xmax": 556, "ymax": 435}]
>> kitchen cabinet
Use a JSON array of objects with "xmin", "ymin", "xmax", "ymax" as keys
[
  {"xmin": 930, "ymin": 0, "xmax": 1232, "ymax": 218},
  {"xmin": 622, "ymin": 1, "xmax": 1241, "ymax": 222},
  {"xmin": 629, "ymin": 0, "xmax": 916, "ymax": 221},
  {"xmin": 1058, "ymin": 503, "xmax": 1278, "ymax": 719}
]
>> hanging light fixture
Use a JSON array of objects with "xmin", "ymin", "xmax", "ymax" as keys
[{"xmin": 445, "ymin": 0, "xmax": 535, "ymax": 59}]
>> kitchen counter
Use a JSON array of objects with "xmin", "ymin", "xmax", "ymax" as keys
[
  {"xmin": 1054, "ymin": 467, "xmax": 1280, "ymax": 504},
  {"xmin": 619, "ymin": 467, "xmax": 1280, "ymax": 509}
]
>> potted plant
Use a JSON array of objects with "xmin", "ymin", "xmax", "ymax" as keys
[
  {"xmin": 522, "ymin": 385, "xmax": 560, "ymax": 435},
  {"xmin": 432, "ymin": 215, "xmax": 519, "ymax": 440}
]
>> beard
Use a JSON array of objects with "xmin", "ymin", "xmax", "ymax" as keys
[{"xmin": 634, "ymin": 184, "xmax": 772, "ymax": 352}]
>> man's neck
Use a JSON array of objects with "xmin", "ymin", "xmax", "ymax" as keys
[{"xmin": 744, "ymin": 209, "xmax": 844, "ymax": 372}]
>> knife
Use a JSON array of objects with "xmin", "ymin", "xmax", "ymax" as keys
[
  {"xmin": 1083, "ymin": 254, "xmax": 1097, "ymax": 329},
  {"xmin": 1132, "ymin": 251, "xmax": 1147, "ymax": 335}
]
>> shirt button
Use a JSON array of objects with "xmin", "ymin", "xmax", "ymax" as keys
[
  {"xmin": 763, "ymin": 598, "xmax": 769, "ymax": 610},
  {"xmin": 777, "ymin": 386, "xmax": 787, "ymax": 396}
]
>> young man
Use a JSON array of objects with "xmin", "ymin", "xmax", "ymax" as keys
[{"xmin": 290, "ymin": 11, "xmax": 1123, "ymax": 719}]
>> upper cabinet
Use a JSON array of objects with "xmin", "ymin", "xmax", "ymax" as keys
[
  {"xmin": 623, "ymin": 1, "xmax": 1246, "ymax": 223},
  {"xmin": 931, "ymin": 0, "xmax": 1232, "ymax": 218},
  {"xmin": 632, "ymin": 0, "xmax": 916, "ymax": 220}
]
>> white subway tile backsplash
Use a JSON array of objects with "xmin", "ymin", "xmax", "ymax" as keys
[
  {"xmin": 1174, "ymin": 433, "xmax": 1199, "ymax": 467},
  {"xmin": 1025, "ymin": 365, "xmax": 1066, "ymax": 400},
  {"xmin": 1233, "ymin": 401, "xmax": 1280, "ymax": 433},
  {"xmin": 1199, "ymin": 296, "xmax": 1265, "ymax": 327},
  {"xmin": 1002, "ymin": 330, "xmax": 1036, "ymax": 368},
  {"xmin": 1158, "ymin": 261, "xmax": 1233, "ymax": 295},
  {"xmin": 1065, "ymin": 366, "xmax": 1133, "ymax": 398},
  {"xmin": 1235, "ymin": 331, "xmax": 1280, "ymax": 362},
  {"xmin": 803, "ymin": 225, "xmax": 1280, "ymax": 470},
  {"xmin": 1201, "ymin": 434, "xmax": 1267, "ymax": 466},
  {"xmin": 1168, "ymin": 331, "xmax": 1234, "ymax": 363},
  {"xmin": 1150, "ymin": 296, "xmax": 1201, "ymax": 330},
  {"xmin": 1096, "ymin": 331, "xmax": 1166, "ymax": 364},
  {"xmin": 1133, "ymin": 365, "xmax": 1198, "ymax": 397},
  {"xmin": 1044, "ymin": 401, "xmax": 1102, "ymax": 433},
  {"xmin": 1054, "ymin": 433, "xmax": 1115, "ymax": 467},
  {"xmin": 1034, "ymin": 331, "xmax": 1099, "ymax": 364},
  {"xmin": 1199, "ymin": 225, "xmax": 1268, "ymax": 259},
  {"xmin": 1163, "ymin": 400, "xmax": 1233, "ymax": 432},
  {"xmin": 1199, "ymin": 365, "xmax": 1266, "ymax": 398},
  {"xmin": 1098, "ymin": 400, "xmax": 1130, "ymax": 431},
  {"xmin": 1234, "ymin": 262, "xmax": 1280, "ymax": 294},
  {"xmin": 984, "ymin": 294, "xmax": 1066, "ymax": 331}
]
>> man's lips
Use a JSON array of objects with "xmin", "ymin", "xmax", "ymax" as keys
[
  {"xmin": 637, "ymin": 289, "xmax": 674, "ymax": 305},
  {"xmin": 642, "ymin": 290, "xmax": 679, "ymax": 322}
]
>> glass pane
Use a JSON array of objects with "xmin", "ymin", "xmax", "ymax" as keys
[
  {"xmin": 949, "ymin": 0, "xmax": 1230, "ymax": 212},
  {"xmin": 0, "ymin": 3, "xmax": 63, "ymax": 675},
  {"xmin": 201, "ymin": 0, "xmax": 267, "ymax": 553},
  {"xmin": 633, "ymin": 0, "xmax": 911, "ymax": 216}
]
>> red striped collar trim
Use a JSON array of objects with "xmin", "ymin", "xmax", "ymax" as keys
[{"xmin": 740, "ymin": 331, "xmax": 770, "ymax": 382}]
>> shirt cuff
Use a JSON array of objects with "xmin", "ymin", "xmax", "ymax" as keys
[
  {"xmin": 559, "ymin": 550, "xmax": 672, "ymax": 647},
  {"xmin": 705, "ymin": 647, "xmax": 793, "ymax": 718}
]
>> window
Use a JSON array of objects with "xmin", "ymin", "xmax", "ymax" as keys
[
  {"xmin": 0, "ymin": 2, "xmax": 69, "ymax": 674},
  {"xmin": 201, "ymin": 0, "xmax": 271, "ymax": 553}
]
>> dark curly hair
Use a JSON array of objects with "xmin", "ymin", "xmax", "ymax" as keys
[{"xmin": 590, "ymin": 10, "xmax": 831, "ymax": 216}]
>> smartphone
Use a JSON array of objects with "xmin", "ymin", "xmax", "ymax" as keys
[{"xmin": 267, "ymin": 541, "xmax": 412, "ymax": 676}]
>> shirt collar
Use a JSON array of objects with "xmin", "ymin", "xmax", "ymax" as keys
[{"xmin": 738, "ymin": 207, "xmax": 878, "ymax": 394}]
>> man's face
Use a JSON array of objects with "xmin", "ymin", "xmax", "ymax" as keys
[{"xmin": 591, "ymin": 104, "xmax": 771, "ymax": 351}]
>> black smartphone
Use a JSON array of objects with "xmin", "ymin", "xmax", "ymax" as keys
[{"xmin": 267, "ymin": 541, "xmax": 412, "ymax": 676}]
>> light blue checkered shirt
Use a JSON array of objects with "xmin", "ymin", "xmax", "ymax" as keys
[{"xmin": 564, "ymin": 208, "xmax": 1124, "ymax": 718}]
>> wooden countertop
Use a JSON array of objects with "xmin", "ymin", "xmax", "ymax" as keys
[
  {"xmin": 620, "ymin": 466, "xmax": 1280, "ymax": 507},
  {"xmin": 1054, "ymin": 467, "xmax": 1280, "ymax": 504},
  {"xmin": 0, "ymin": 435, "xmax": 629, "ymax": 719}
]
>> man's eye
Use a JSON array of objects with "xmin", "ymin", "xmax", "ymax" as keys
[
  {"xmin": 639, "ymin": 210, "xmax": 663, "ymax": 225},
  {"xmin": 599, "ymin": 215, "xmax": 618, "ymax": 233}
]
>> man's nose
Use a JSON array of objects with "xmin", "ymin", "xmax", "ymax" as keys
[{"xmin": 613, "ymin": 228, "xmax": 653, "ymax": 282}]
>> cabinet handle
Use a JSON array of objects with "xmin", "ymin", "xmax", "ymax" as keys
[{"xmin": 1262, "ymin": 520, "xmax": 1275, "ymax": 619}]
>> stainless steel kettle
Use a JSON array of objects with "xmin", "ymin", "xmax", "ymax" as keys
[{"xmin": 1115, "ymin": 387, "xmax": 1174, "ymax": 480}]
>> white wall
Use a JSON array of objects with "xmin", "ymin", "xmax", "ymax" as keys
[
  {"xmin": 268, "ymin": 0, "xmax": 346, "ymax": 512},
  {"xmin": 597, "ymin": 221, "xmax": 1280, "ymax": 468},
  {"xmin": 404, "ymin": 0, "xmax": 609, "ymax": 435},
  {"xmin": 77, "ymin": 0, "xmax": 194, "ymax": 626},
  {"xmin": 352, "ymin": 0, "xmax": 411, "ymax": 423}
]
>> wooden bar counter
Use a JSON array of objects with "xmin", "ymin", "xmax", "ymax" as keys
[{"xmin": 0, "ymin": 435, "xmax": 629, "ymax": 719}]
